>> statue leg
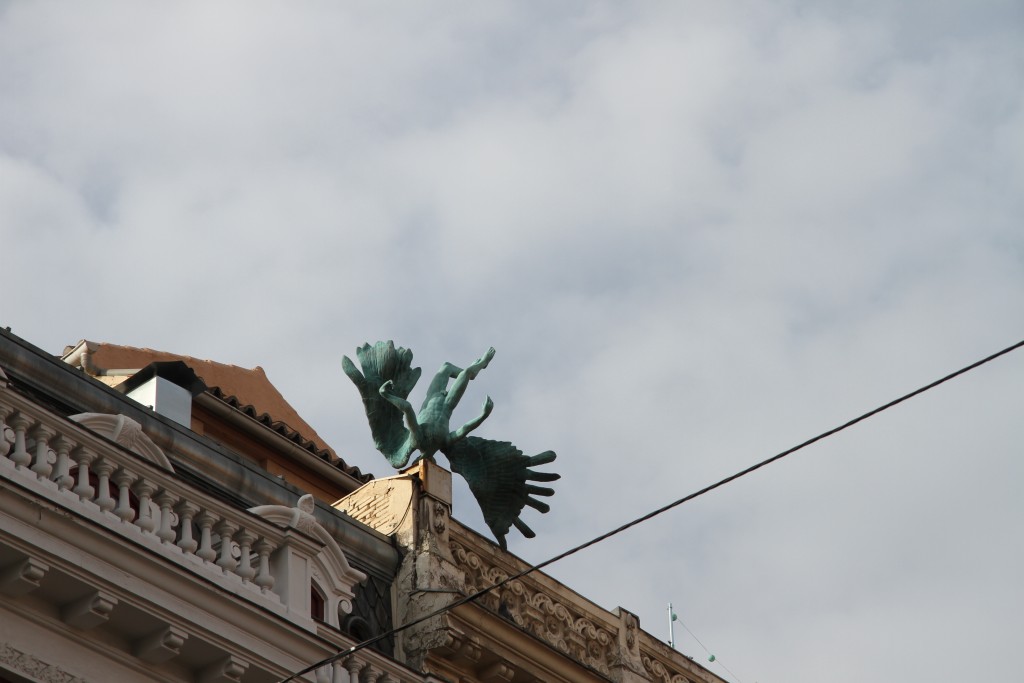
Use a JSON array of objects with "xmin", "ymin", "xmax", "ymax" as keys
[
  {"xmin": 425, "ymin": 362, "xmax": 462, "ymax": 400},
  {"xmin": 450, "ymin": 396, "xmax": 494, "ymax": 443},
  {"xmin": 444, "ymin": 348, "xmax": 495, "ymax": 412}
]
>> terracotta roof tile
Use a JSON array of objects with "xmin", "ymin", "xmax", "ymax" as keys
[{"xmin": 80, "ymin": 343, "xmax": 370, "ymax": 482}]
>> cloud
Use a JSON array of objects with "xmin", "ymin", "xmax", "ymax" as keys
[{"xmin": 2, "ymin": 2, "xmax": 1022, "ymax": 682}]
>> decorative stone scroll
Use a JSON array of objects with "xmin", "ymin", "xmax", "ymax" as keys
[
  {"xmin": 450, "ymin": 539, "xmax": 616, "ymax": 675},
  {"xmin": 641, "ymin": 649, "xmax": 716, "ymax": 683},
  {"xmin": 249, "ymin": 494, "xmax": 367, "ymax": 620},
  {"xmin": 69, "ymin": 413, "xmax": 173, "ymax": 471}
]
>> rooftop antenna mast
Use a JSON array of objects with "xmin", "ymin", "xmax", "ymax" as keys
[{"xmin": 667, "ymin": 603, "xmax": 677, "ymax": 648}]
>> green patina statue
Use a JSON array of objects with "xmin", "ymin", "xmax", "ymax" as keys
[{"xmin": 343, "ymin": 341, "xmax": 559, "ymax": 549}]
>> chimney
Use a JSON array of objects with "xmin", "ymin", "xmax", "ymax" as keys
[{"xmin": 116, "ymin": 361, "xmax": 206, "ymax": 428}]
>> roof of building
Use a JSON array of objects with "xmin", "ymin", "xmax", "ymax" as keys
[{"xmin": 62, "ymin": 341, "xmax": 371, "ymax": 482}]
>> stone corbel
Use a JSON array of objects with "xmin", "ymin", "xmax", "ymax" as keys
[
  {"xmin": 418, "ymin": 626, "xmax": 482, "ymax": 668},
  {"xmin": 198, "ymin": 654, "xmax": 249, "ymax": 683},
  {"xmin": 432, "ymin": 627, "xmax": 467, "ymax": 659},
  {"xmin": 454, "ymin": 637, "xmax": 483, "ymax": 667},
  {"xmin": 134, "ymin": 625, "xmax": 189, "ymax": 663},
  {"xmin": 479, "ymin": 660, "xmax": 516, "ymax": 682},
  {"xmin": 61, "ymin": 589, "xmax": 118, "ymax": 629},
  {"xmin": 0, "ymin": 556, "xmax": 49, "ymax": 596}
]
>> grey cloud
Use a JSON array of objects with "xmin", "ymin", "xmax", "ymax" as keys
[{"xmin": 2, "ymin": 3, "xmax": 1022, "ymax": 682}]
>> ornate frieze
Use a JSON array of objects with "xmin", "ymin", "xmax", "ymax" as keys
[
  {"xmin": 450, "ymin": 538, "xmax": 617, "ymax": 676},
  {"xmin": 0, "ymin": 643, "xmax": 87, "ymax": 683},
  {"xmin": 640, "ymin": 648, "xmax": 716, "ymax": 683}
]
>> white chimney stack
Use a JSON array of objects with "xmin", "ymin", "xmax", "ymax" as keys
[{"xmin": 117, "ymin": 362, "xmax": 206, "ymax": 429}]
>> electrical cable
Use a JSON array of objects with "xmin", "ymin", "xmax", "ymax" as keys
[
  {"xmin": 676, "ymin": 616, "xmax": 743, "ymax": 683},
  {"xmin": 279, "ymin": 338, "xmax": 1024, "ymax": 682}
]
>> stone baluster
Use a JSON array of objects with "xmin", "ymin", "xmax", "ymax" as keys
[
  {"xmin": 155, "ymin": 490, "xmax": 178, "ymax": 543},
  {"xmin": 234, "ymin": 529, "xmax": 257, "ymax": 582},
  {"xmin": 29, "ymin": 425, "xmax": 54, "ymax": 478},
  {"xmin": 344, "ymin": 658, "xmax": 364, "ymax": 683},
  {"xmin": 0, "ymin": 404, "xmax": 12, "ymax": 458},
  {"xmin": 71, "ymin": 447, "xmax": 96, "ymax": 502},
  {"xmin": 215, "ymin": 519, "xmax": 239, "ymax": 572},
  {"xmin": 175, "ymin": 501, "xmax": 200, "ymax": 553},
  {"xmin": 315, "ymin": 665, "xmax": 331, "ymax": 683},
  {"xmin": 112, "ymin": 469, "xmax": 137, "ymax": 522},
  {"xmin": 133, "ymin": 479, "xmax": 157, "ymax": 533},
  {"xmin": 93, "ymin": 459, "xmax": 116, "ymax": 512},
  {"xmin": 195, "ymin": 510, "xmax": 218, "ymax": 562},
  {"xmin": 253, "ymin": 538, "xmax": 275, "ymax": 593},
  {"xmin": 361, "ymin": 664, "xmax": 381, "ymax": 683},
  {"xmin": 51, "ymin": 434, "xmax": 75, "ymax": 491},
  {"xmin": 9, "ymin": 412, "xmax": 32, "ymax": 468},
  {"xmin": 331, "ymin": 661, "xmax": 349, "ymax": 683}
]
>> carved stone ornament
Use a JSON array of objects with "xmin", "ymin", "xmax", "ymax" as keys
[
  {"xmin": 0, "ymin": 642, "xmax": 88, "ymax": 683},
  {"xmin": 249, "ymin": 494, "xmax": 367, "ymax": 614},
  {"xmin": 432, "ymin": 500, "xmax": 448, "ymax": 534},
  {"xmin": 69, "ymin": 413, "xmax": 174, "ymax": 471},
  {"xmin": 626, "ymin": 614, "xmax": 638, "ymax": 651},
  {"xmin": 641, "ymin": 653, "xmax": 708, "ymax": 683},
  {"xmin": 450, "ymin": 540, "xmax": 616, "ymax": 675}
]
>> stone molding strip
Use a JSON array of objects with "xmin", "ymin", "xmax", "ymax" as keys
[{"xmin": 0, "ymin": 642, "xmax": 88, "ymax": 683}]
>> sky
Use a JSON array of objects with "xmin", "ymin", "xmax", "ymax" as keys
[{"xmin": 2, "ymin": 1, "xmax": 1023, "ymax": 681}]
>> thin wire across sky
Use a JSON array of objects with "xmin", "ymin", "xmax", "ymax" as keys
[{"xmin": 280, "ymin": 338, "xmax": 1024, "ymax": 683}]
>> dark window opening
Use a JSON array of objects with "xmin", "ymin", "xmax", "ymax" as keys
[{"xmin": 311, "ymin": 583, "xmax": 326, "ymax": 622}]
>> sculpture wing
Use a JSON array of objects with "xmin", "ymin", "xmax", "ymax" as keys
[
  {"xmin": 342, "ymin": 341, "xmax": 421, "ymax": 468},
  {"xmin": 444, "ymin": 436, "xmax": 559, "ymax": 550}
]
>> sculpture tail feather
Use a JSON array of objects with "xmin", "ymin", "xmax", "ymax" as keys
[{"xmin": 444, "ymin": 437, "xmax": 559, "ymax": 549}]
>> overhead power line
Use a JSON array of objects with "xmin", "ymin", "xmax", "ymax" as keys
[
  {"xmin": 675, "ymin": 611, "xmax": 744, "ymax": 683},
  {"xmin": 280, "ymin": 338, "xmax": 1024, "ymax": 682}
]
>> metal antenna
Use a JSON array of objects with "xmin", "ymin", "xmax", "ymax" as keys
[{"xmin": 668, "ymin": 603, "xmax": 678, "ymax": 648}]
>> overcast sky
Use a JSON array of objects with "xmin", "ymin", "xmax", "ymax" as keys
[{"xmin": 3, "ymin": 2, "xmax": 1023, "ymax": 682}]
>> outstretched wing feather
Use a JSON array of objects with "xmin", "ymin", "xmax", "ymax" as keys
[
  {"xmin": 343, "ymin": 341, "xmax": 421, "ymax": 466},
  {"xmin": 444, "ymin": 436, "xmax": 559, "ymax": 550}
]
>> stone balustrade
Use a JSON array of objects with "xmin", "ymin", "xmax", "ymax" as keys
[
  {"xmin": 0, "ymin": 384, "xmax": 292, "ymax": 616},
  {"xmin": 310, "ymin": 654, "xmax": 411, "ymax": 683},
  {"xmin": 0, "ymin": 352, "xmax": 429, "ymax": 683}
]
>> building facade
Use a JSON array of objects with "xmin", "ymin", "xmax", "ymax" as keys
[{"xmin": 0, "ymin": 329, "xmax": 725, "ymax": 683}]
